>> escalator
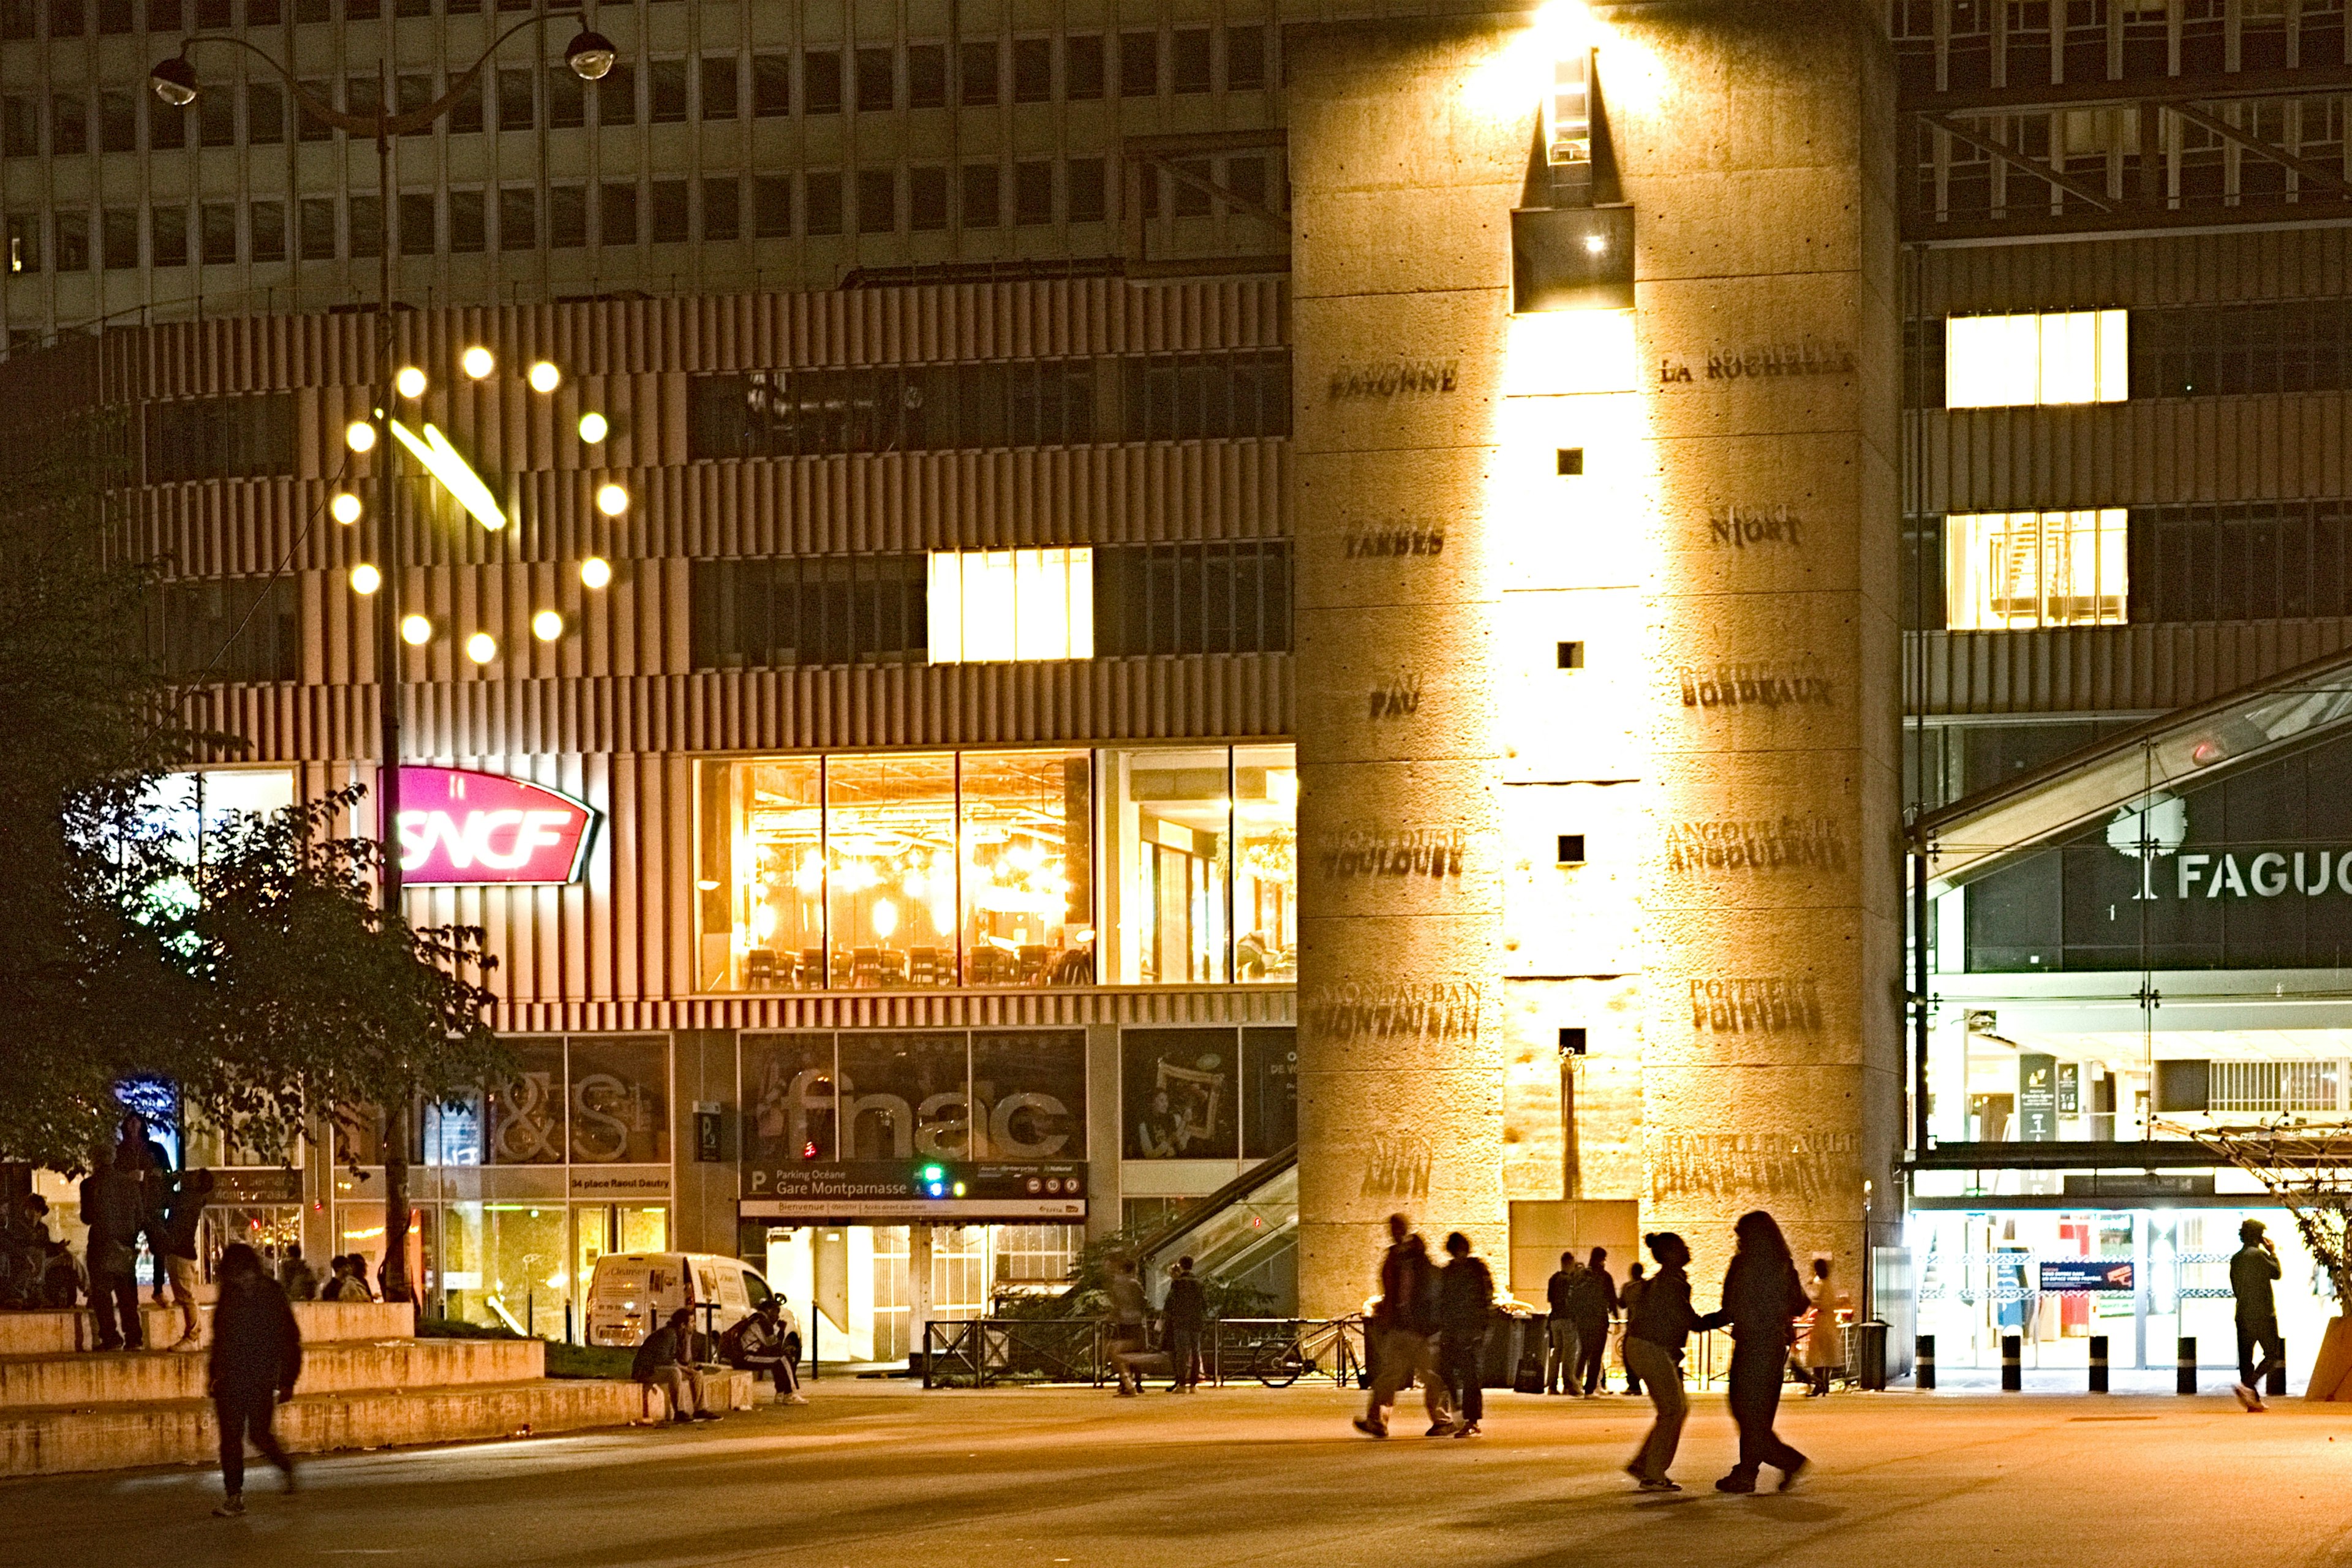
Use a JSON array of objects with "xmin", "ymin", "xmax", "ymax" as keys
[{"xmin": 1134, "ymin": 1145, "xmax": 1298, "ymax": 1314}]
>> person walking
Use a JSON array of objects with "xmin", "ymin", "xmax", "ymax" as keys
[
  {"xmin": 1544, "ymin": 1251, "xmax": 1585, "ymax": 1395},
  {"xmin": 1354, "ymin": 1213, "xmax": 1452, "ymax": 1438},
  {"xmin": 207, "ymin": 1243, "xmax": 301, "ymax": 1517},
  {"xmin": 1622, "ymin": 1233, "xmax": 1703, "ymax": 1493},
  {"xmin": 1800, "ymin": 1256, "xmax": 1847, "ymax": 1397},
  {"xmin": 1162, "ymin": 1257, "xmax": 1208, "ymax": 1392},
  {"xmin": 1620, "ymin": 1262, "xmax": 1649, "ymax": 1396},
  {"xmin": 1437, "ymin": 1232, "xmax": 1494, "ymax": 1438},
  {"xmin": 1106, "ymin": 1259, "xmax": 1150, "ymax": 1396},
  {"xmin": 1713, "ymin": 1211, "xmax": 1812, "ymax": 1494},
  {"xmin": 160, "ymin": 1169, "xmax": 213, "ymax": 1349},
  {"xmin": 1572, "ymin": 1246, "xmax": 1619, "ymax": 1396},
  {"xmin": 78, "ymin": 1142, "xmax": 145, "ymax": 1352},
  {"xmin": 2231, "ymin": 1218, "xmax": 2286, "ymax": 1411}
]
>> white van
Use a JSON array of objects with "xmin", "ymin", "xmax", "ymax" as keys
[{"xmin": 586, "ymin": 1252, "xmax": 799, "ymax": 1357}]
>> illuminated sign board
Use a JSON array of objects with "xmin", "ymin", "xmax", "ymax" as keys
[
  {"xmin": 380, "ymin": 766, "xmax": 598, "ymax": 886},
  {"xmin": 2038, "ymin": 1261, "xmax": 2134, "ymax": 1292},
  {"xmin": 739, "ymin": 1161, "xmax": 1087, "ymax": 1222}
]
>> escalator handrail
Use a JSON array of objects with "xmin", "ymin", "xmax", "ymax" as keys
[{"xmin": 1132, "ymin": 1143, "xmax": 1298, "ymax": 1262}]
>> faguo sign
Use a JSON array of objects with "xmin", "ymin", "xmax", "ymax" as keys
[{"xmin": 380, "ymin": 766, "xmax": 598, "ymax": 885}]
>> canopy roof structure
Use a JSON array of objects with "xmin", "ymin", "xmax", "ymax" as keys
[{"xmin": 1913, "ymin": 643, "xmax": 2352, "ymax": 897}]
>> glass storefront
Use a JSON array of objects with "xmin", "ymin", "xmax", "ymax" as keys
[{"xmin": 697, "ymin": 744, "xmax": 1295, "ymax": 992}]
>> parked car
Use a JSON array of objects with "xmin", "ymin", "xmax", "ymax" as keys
[{"xmin": 586, "ymin": 1251, "xmax": 798, "ymax": 1362}]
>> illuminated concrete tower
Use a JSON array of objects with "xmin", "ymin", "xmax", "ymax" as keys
[{"xmin": 1290, "ymin": 0, "xmax": 1904, "ymax": 1314}]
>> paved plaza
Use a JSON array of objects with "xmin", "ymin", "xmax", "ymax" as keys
[{"xmin": 8, "ymin": 1379, "xmax": 2352, "ymax": 1568}]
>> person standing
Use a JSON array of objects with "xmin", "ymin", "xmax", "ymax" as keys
[
  {"xmin": 1623, "ymin": 1233, "xmax": 1703, "ymax": 1493},
  {"xmin": 160, "ymin": 1169, "xmax": 213, "ymax": 1349},
  {"xmin": 1437, "ymin": 1232, "xmax": 1494, "ymax": 1438},
  {"xmin": 1714, "ymin": 1211, "xmax": 1812, "ymax": 1494},
  {"xmin": 276, "ymin": 1246, "xmax": 318, "ymax": 1302},
  {"xmin": 2231, "ymin": 1218, "xmax": 2286, "ymax": 1411},
  {"xmin": 1800, "ymin": 1256, "xmax": 1847, "ymax": 1397},
  {"xmin": 116, "ymin": 1112, "xmax": 175, "ymax": 1305},
  {"xmin": 1354, "ymin": 1213, "xmax": 1452, "ymax": 1438},
  {"xmin": 1572, "ymin": 1246, "xmax": 1619, "ymax": 1396},
  {"xmin": 1162, "ymin": 1257, "xmax": 1208, "ymax": 1393},
  {"xmin": 207, "ymin": 1243, "xmax": 301, "ymax": 1517},
  {"xmin": 1106, "ymin": 1259, "xmax": 1150, "ymax": 1396},
  {"xmin": 78, "ymin": 1142, "xmax": 145, "ymax": 1352},
  {"xmin": 1619, "ymin": 1262, "xmax": 1649, "ymax": 1396},
  {"xmin": 1544, "ymin": 1251, "xmax": 1585, "ymax": 1395}
]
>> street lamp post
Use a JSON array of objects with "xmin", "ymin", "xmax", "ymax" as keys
[
  {"xmin": 152, "ymin": 12, "xmax": 616, "ymax": 916},
  {"xmin": 152, "ymin": 17, "xmax": 617, "ymax": 1310}
]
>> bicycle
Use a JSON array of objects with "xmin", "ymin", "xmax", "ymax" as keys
[{"xmin": 1250, "ymin": 1316, "xmax": 1368, "ymax": 1388}]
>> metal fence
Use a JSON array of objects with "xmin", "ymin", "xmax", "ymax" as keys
[{"xmin": 921, "ymin": 1316, "xmax": 1372, "ymax": 1390}]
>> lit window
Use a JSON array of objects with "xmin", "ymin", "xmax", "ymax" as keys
[
  {"xmin": 1946, "ymin": 510, "xmax": 2129, "ymax": 629},
  {"xmin": 927, "ymin": 548, "xmax": 1094, "ymax": 663},
  {"xmin": 1945, "ymin": 309, "xmax": 2127, "ymax": 407}
]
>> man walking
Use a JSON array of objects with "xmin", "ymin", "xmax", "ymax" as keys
[
  {"xmin": 208, "ymin": 1243, "xmax": 301, "ymax": 1517},
  {"xmin": 1163, "ymin": 1257, "xmax": 1208, "ymax": 1392},
  {"xmin": 1354, "ymin": 1213, "xmax": 1452, "ymax": 1438},
  {"xmin": 1437, "ymin": 1232, "xmax": 1494, "ymax": 1438},
  {"xmin": 1106, "ymin": 1259, "xmax": 1150, "ymax": 1396},
  {"xmin": 160, "ymin": 1169, "xmax": 213, "ymax": 1349},
  {"xmin": 78, "ymin": 1143, "xmax": 144, "ymax": 1352},
  {"xmin": 1544, "ymin": 1251, "xmax": 1584, "ymax": 1395},
  {"xmin": 1572, "ymin": 1246, "xmax": 1619, "ymax": 1396},
  {"xmin": 2231, "ymin": 1218, "xmax": 2286, "ymax": 1411},
  {"xmin": 1623, "ymin": 1233, "xmax": 1702, "ymax": 1492}
]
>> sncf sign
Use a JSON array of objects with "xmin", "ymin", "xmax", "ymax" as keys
[{"xmin": 382, "ymin": 766, "xmax": 598, "ymax": 886}]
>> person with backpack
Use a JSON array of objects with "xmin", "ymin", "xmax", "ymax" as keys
[
  {"xmin": 719, "ymin": 1297, "xmax": 807, "ymax": 1406},
  {"xmin": 1354, "ymin": 1213, "xmax": 1453, "ymax": 1438},
  {"xmin": 1436, "ymin": 1232, "xmax": 1496, "ymax": 1438},
  {"xmin": 1714, "ymin": 1211, "xmax": 1813, "ymax": 1493},
  {"xmin": 207, "ymin": 1243, "xmax": 301, "ymax": 1517},
  {"xmin": 79, "ymin": 1142, "xmax": 145, "ymax": 1351},
  {"xmin": 1162, "ymin": 1257, "xmax": 1208, "ymax": 1393}
]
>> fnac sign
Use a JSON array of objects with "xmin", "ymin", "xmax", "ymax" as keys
[{"xmin": 383, "ymin": 766, "xmax": 598, "ymax": 886}]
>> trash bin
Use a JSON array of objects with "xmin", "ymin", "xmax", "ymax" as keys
[
  {"xmin": 1478, "ymin": 1310, "xmax": 1531, "ymax": 1387},
  {"xmin": 1852, "ymin": 1320, "xmax": 1889, "ymax": 1390}
]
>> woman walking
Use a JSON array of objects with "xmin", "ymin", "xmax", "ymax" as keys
[
  {"xmin": 1714, "ymin": 1211, "xmax": 1812, "ymax": 1494},
  {"xmin": 1621, "ymin": 1233, "xmax": 1702, "ymax": 1493}
]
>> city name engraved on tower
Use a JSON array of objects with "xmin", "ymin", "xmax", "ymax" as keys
[
  {"xmin": 1687, "ymin": 976, "xmax": 1825, "ymax": 1032},
  {"xmin": 1366, "ymin": 672, "xmax": 1423, "ymax": 719},
  {"xmin": 1303, "ymin": 981, "xmax": 1487, "ymax": 1042},
  {"xmin": 1342, "ymin": 522, "xmax": 1447, "ymax": 557},
  {"xmin": 1657, "ymin": 338, "xmax": 1858, "ymax": 385},
  {"xmin": 1649, "ymin": 1130, "xmax": 1858, "ymax": 1200},
  {"xmin": 1706, "ymin": 505, "xmax": 1804, "ymax": 548},
  {"xmin": 1316, "ymin": 826, "xmax": 1471, "ymax": 880},
  {"xmin": 1326, "ymin": 358, "xmax": 1461, "ymax": 399},
  {"xmin": 1676, "ymin": 660, "xmax": 1834, "ymax": 709},
  {"xmin": 1360, "ymin": 1131, "xmax": 1434, "ymax": 1200},
  {"xmin": 1664, "ymin": 816, "xmax": 1847, "ymax": 873}
]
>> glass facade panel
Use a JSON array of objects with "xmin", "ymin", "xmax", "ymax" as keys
[
  {"xmin": 440, "ymin": 1202, "xmax": 568, "ymax": 1335},
  {"xmin": 827, "ymin": 753, "xmax": 957, "ymax": 988},
  {"xmin": 1946, "ymin": 510, "xmax": 2129, "ymax": 630},
  {"xmin": 1947, "ymin": 309, "xmax": 2127, "ymax": 407},
  {"xmin": 1232, "ymin": 745, "xmax": 1297, "ymax": 981},
  {"xmin": 959, "ymin": 751, "xmax": 1091, "ymax": 985},
  {"xmin": 486, "ymin": 1040, "xmax": 567, "ymax": 1164},
  {"xmin": 1101, "ymin": 747, "xmax": 1230, "ymax": 984},
  {"xmin": 745, "ymin": 1033, "xmax": 839, "ymax": 1164},
  {"xmin": 565, "ymin": 1037, "xmax": 669, "ymax": 1163}
]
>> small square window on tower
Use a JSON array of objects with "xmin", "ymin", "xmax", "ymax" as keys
[
  {"xmin": 1557, "ymin": 641, "xmax": 1585, "ymax": 669},
  {"xmin": 1556, "ymin": 834, "xmax": 1586, "ymax": 864},
  {"xmin": 1558, "ymin": 1027, "xmax": 1588, "ymax": 1056},
  {"xmin": 1557, "ymin": 448, "xmax": 1583, "ymax": 475}
]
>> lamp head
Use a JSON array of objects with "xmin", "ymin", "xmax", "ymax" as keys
[
  {"xmin": 565, "ymin": 28, "xmax": 618, "ymax": 81},
  {"xmin": 149, "ymin": 55, "xmax": 199, "ymax": 108}
]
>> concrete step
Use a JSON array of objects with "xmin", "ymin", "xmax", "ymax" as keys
[
  {"xmin": 0, "ymin": 1336, "xmax": 543, "ymax": 1410},
  {"xmin": 1, "ymin": 1378, "xmax": 647, "ymax": 1477},
  {"xmin": 0, "ymin": 1302, "xmax": 413, "ymax": 1356}
]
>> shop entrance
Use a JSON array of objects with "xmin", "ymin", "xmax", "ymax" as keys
[{"xmin": 762, "ymin": 1223, "xmax": 1079, "ymax": 1367}]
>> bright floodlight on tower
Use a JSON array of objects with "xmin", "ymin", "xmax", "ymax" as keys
[
  {"xmin": 579, "ymin": 556, "xmax": 613, "ymax": 589},
  {"xmin": 465, "ymin": 631, "xmax": 498, "ymax": 664},
  {"xmin": 401, "ymin": 614, "xmax": 434, "ymax": 646},
  {"xmin": 532, "ymin": 609, "xmax": 565, "ymax": 642},
  {"xmin": 527, "ymin": 360, "xmax": 562, "ymax": 393},
  {"xmin": 345, "ymin": 420, "xmax": 377, "ymax": 453},
  {"xmin": 330, "ymin": 492, "xmax": 363, "ymax": 524},
  {"xmin": 596, "ymin": 483, "xmax": 630, "ymax": 517},
  {"xmin": 460, "ymin": 346, "xmax": 495, "ymax": 380},
  {"xmin": 578, "ymin": 410, "xmax": 609, "ymax": 443},
  {"xmin": 395, "ymin": 366, "xmax": 428, "ymax": 398},
  {"xmin": 349, "ymin": 564, "xmax": 382, "ymax": 595}
]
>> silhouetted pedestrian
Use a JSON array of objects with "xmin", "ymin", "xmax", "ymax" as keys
[
  {"xmin": 1800, "ymin": 1256, "xmax": 1845, "ymax": 1396},
  {"xmin": 1437, "ymin": 1232, "xmax": 1494, "ymax": 1438},
  {"xmin": 1354, "ymin": 1213, "xmax": 1451, "ymax": 1438},
  {"xmin": 1623, "ymin": 1233, "xmax": 1702, "ymax": 1492},
  {"xmin": 1106, "ymin": 1259, "xmax": 1149, "ymax": 1395},
  {"xmin": 160, "ymin": 1168, "xmax": 213, "ymax": 1348},
  {"xmin": 115, "ymin": 1112, "xmax": 174, "ymax": 1304},
  {"xmin": 1620, "ymin": 1262, "xmax": 1649, "ymax": 1396},
  {"xmin": 78, "ymin": 1142, "xmax": 144, "ymax": 1351},
  {"xmin": 208, "ymin": 1242, "xmax": 300, "ymax": 1517},
  {"xmin": 1544, "ymin": 1251, "xmax": 1584, "ymax": 1395},
  {"xmin": 277, "ymin": 1246, "xmax": 317, "ymax": 1302},
  {"xmin": 2232, "ymin": 1218, "xmax": 2285, "ymax": 1411},
  {"xmin": 1163, "ymin": 1257, "xmax": 1207, "ymax": 1392},
  {"xmin": 1713, "ymin": 1212, "xmax": 1811, "ymax": 1494},
  {"xmin": 1572, "ymin": 1246, "xmax": 1618, "ymax": 1395}
]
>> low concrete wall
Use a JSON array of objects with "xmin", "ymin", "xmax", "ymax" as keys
[
  {"xmin": 0, "ymin": 1302, "xmax": 413, "ymax": 1356},
  {"xmin": 1, "ymin": 1378, "xmax": 645, "ymax": 1477},
  {"xmin": 0, "ymin": 1337, "xmax": 542, "ymax": 1409}
]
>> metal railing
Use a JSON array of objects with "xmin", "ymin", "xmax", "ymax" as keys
[{"xmin": 921, "ymin": 1315, "xmax": 1372, "ymax": 1390}]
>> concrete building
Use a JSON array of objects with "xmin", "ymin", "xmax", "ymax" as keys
[{"xmin": 10, "ymin": 0, "xmax": 2352, "ymax": 1376}]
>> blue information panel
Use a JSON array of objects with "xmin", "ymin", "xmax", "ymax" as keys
[{"xmin": 2039, "ymin": 1260, "xmax": 2135, "ymax": 1292}]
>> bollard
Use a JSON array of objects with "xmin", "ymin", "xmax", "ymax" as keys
[
  {"xmin": 2089, "ymin": 1334, "xmax": 2109, "ymax": 1393},
  {"xmin": 2000, "ymin": 1333, "xmax": 2022, "ymax": 1391},
  {"xmin": 1915, "ymin": 1333, "xmax": 1936, "ymax": 1390},
  {"xmin": 2177, "ymin": 1335, "xmax": 2197, "ymax": 1395},
  {"xmin": 2268, "ymin": 1343, "xmax": 2289, "ymax": 1398}
]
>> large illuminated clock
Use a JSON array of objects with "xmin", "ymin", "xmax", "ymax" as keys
[{"xmin": 388, "ymin": 418, "xmax": 508, "ymax": 532}]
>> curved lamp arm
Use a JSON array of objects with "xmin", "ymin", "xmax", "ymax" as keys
[{"xmin": 162, "ymin": 9, "xmax": 597, "ymax": 140}]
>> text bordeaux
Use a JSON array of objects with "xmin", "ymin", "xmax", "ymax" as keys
[{"xmin": 1677, "ymin": 662, "xmax": 1834, "ymax": 710}]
